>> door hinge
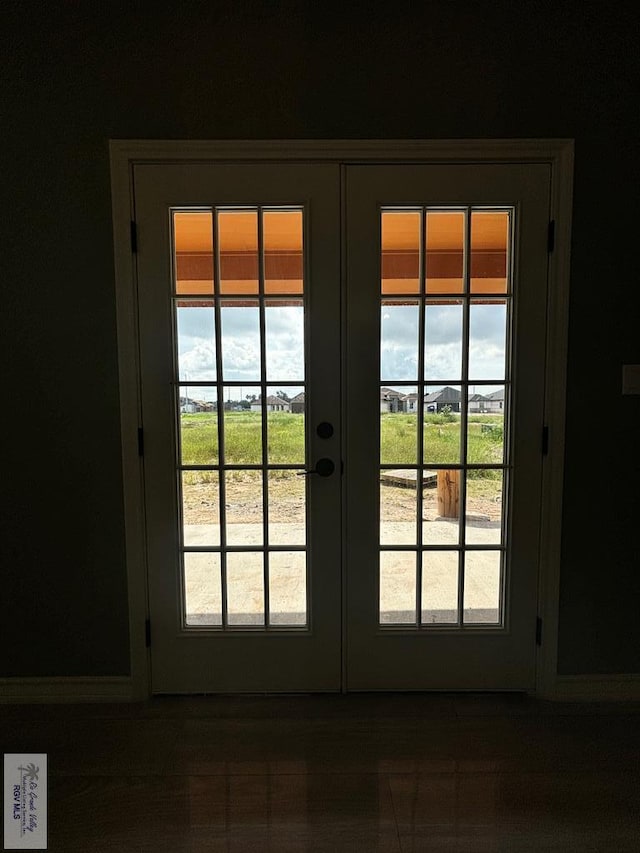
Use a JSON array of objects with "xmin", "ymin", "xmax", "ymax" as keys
[
  {"xmin": 145, "ymin": 618, "xmax": 151, "ymax": 648},
  {"xmin": 542, "ymin": 425, "xmax": 549, "ymax": 455},
  {"xmin": 130, "ymin": 220, "xmax": 138, "ymax": 253},
  {"xmin": 536, "ymin": 616, "xmax": 543, "ymax": 646},
  {"xmin": 547, "ymin": 220, "xmax": 555, "ymax": 253},
  {"xmin": 137, "ymin": 427, "xmax": 144, "ymax": 457}
]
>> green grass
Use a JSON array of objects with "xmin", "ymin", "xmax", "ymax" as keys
[
  {"xmin": 180, "ymin": 411, "xmax": 504, "ymax": 481},
  {"xmin": 180, "ymin": 412, "xmax": 304, "ymax": 467},
  {"xmin": 380, "ymin": 413, "xmax": 504, "ymax": 476},
  {"xmin": 180, "ymin": 414, "xmax": 219, "ymax": 465}
]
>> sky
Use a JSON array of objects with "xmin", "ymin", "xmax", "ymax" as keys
[
  {"xmin": 381, "ymin": 303, "xmax": 507, "ymax": 388},
  {"xmin": 177, "ymin": 304, "xmax": 305, "ymax": 402},
  {"xmin": 176, "ymin": 301, "xmax": 507, "ymax": 402}
]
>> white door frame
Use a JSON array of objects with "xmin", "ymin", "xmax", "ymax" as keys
[{"xmin": 109, "ymin": 139, "xmax": 573, "ymax": 700}]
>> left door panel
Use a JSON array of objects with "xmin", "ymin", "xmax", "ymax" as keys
[{"xmin": 133, "ymin": 164, "xmax": 341, "ymax": 692}]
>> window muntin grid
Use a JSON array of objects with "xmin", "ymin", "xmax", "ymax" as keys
[
  {"xmin": 379, "ymin": 207, "xmax": 512, "ymax": 629},
  {"xmin": 172, "ymin": 207, "xmax": 308, "ymax": 630}
]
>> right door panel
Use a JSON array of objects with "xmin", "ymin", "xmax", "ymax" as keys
[{"xmin": 345, "ymin": 164, "xmax": 551, "ymax": 689}]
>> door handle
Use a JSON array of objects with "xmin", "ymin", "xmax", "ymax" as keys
[
  {"xmin": 296, "ymin": 458, "xmax": 335, "ymax": 477},
  {"xmin": 316, "ymin": 421, "xmax": 334, "ymax": 439}
]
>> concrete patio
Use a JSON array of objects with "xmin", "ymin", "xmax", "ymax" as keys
[{"xmin": 183, "ymin": 519, "xmax": 502, "ymax": 626}]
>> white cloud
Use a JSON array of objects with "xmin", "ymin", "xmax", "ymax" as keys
[
  {"xmin": 380, "ymin": 305, "xmax": 418, "ymax": 380},
  {"xmin": 179, "ymin": 341, "xmax": 216, "ymax": 380},
  {"xmin": 265, "ymin": 306, "xmax": 305, "ymax": 381},
  {"xmin": 469, "ymin": 304, "xmax": 506, "ymax": 379},
  {"xmin": 177, "ymin": 303, "xmax": 304, "ymax": 384},
  {"xmin": 425, "ymin": 304, "xmax": 463, "ymax": 379},
  {"xmin": 176, "ymin": 300, "xmax": 507, "ymax": 389}
]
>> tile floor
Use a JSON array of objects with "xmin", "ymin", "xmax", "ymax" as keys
[{"xmin": 1, "ymin": 693, "xmax": 639, "ymax": 851}]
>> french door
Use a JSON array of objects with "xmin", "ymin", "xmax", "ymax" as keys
[
  {"xmin": 345, "ymin": 165, "xmax": 549, "ymax": 689},
  {"xmin": 133, "ymin": 158, "xmax": 551, "ymax": 692}
]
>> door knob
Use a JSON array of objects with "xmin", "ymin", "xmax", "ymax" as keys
[
  {"xmin": 296, "ymin": 458, "xmax": 335, "ymax": 477},
  {"xmin": 316, "ymin": 421, "xmax": 334, "ymax": 439}
]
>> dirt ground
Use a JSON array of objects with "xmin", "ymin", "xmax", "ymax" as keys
[{"xmin": 182, "ymin": 477, "xmax": 501, "ymax": 525}]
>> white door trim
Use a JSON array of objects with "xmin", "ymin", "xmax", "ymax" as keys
[{"xmin": 109, "ymin": 139, "xmax": 573, "ymax": 700}]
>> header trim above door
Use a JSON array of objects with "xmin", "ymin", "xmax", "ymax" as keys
[{"xmin": 110, "ymin": 138, "xmax": 573, "ymax": 165}]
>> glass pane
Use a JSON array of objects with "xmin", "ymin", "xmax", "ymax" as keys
[
  {"xmin": 466, "ymin": 470, "xmax": 503, "ymax": 546},
  {"xmin": 264, "ymin": 210, "xmax": 303, "ymax": 295},
  {"xmin": 268, "ymin": 471, "xmax": 306, "ymax": 546},
  {"xmin": 379, "ymin": 480, "xmax": 417, "ymax": 546},
  {"xmin": 184, "ymin": 552, "xmax": 222, "ymax": 626},
  {"xmin": 218, "ymin": 210, "xmax": 258, "ymax": 295},
  {"xmin": 227, "ymin": 552, "xmax": 265, "ymax": 626},
  {"xmin": 381, "ymin": 210, "xmax": 420, "ymax": 295},
  {"xmin": 220, "ymin": 384, "xmax": 258, "ymax": 414},
  {"xmin": 463, "ymin": 551, "xmax": 502, "ymax": 624},
  {"xmin": 379, "ymin": 551, "xmax": 416, "ymax": 625},
  {"xmin": 267, "ymin": 388, "xmax": 305, "ymax": 464},
  {"xmin": 471, "ymin": 210, "xmax": 509, "ymax": 294},
  {"xmin": 422, "ymin": 469, "xmax": 460, "ymax": 544},
  {"xmin": 426, "ymin": 210, "xmax": 464, "ymax": 294},
  {"xmin": 423, "ymin": 387, "xmax": 461, "ymax": 464},
  {"xmin": 223, "ymin": 386, "xmax": 262, "ymax": 464},
  {"xmin": 421, "ymin": 551, "xmax": 459, "ymax": 625},
  {"xmin": 467, "ymin": 401, "xmax": 504, "ymax": 464},
  {"xmin": 380, "ymin": 301, "xmax": 419, "ymax": 381},
  {"xmin": 468, "ymin": 301, "xmax": 507, "ymax": 381},
  {"xmin": 173, "ymin": 211, "xmax": 214, "ymax": 295},
  {"xmin": 179, "ymin": 386, "xmax": 217, "ymax": 465},
  {"xmin": 220, "ymin": 302, "xmax": 261, "ymax": 381},
  {"xmin": 380, "ymin": 390, "xmax": 417, "ymax": 464},
  {"xmin": 424, "ymin": 301, "xmax": 463, "ymax": 381},
  {"xmin": 265, "ymin": 301, "xmax": 305, "ymax": 381},
  {"xmin": 225, "ymin": 471, "xmax": 263, "ymax": 546},
  {"xmin": 269, "ymin": 551, "xmax": 307, "ymax": 626},
  {"xmin": 176, "ymin": 304, "xmax": 216, "ymax": 381},
  {"xmin": 182, "ymin": 471, "xmax": 220, "ymax": 547}
]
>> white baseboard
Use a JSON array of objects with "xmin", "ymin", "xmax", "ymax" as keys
[
  {"xmin": 1, "ymin": 674, "xmax": 638, "ymax": 703},
  {"xmin": 548, "ymin": 674, "xmax": 640, "ymax": 702},
  {"xmin": 0, "ymin": 677, "xmax": 134, "ymax": 703}
]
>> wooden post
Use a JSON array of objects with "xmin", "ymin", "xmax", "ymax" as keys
[{"xmin": 437, "ymin": 469, "xmax": 460, "ymax": 518}]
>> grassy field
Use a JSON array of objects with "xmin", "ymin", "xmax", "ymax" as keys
[
  {"xmin": 180, "ymin": 411, "xmax": 504, "ymax": 521},
  {"xmin": 381, "ymin": 413, "xmax": 504, "ymax": 476},
  {"xmin": 180, "ymin": 411, "xmax": 504, "ymax": 478}
]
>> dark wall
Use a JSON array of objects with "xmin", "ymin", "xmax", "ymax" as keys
[{"xmin": 2, "ymin": 2, "xmax": 639, "ymax": 677}]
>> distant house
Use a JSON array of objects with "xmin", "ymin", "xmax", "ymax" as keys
[
  {"xmin": 180, "ymin": 397, "xmax": 210, "ymax": 413},
  {"xmin": 250, "ymin": 395, "xmax": 291, "ymax": 413},
  {"xmin": 402, "ymin": 392, "xmax": 419, "ymax": 413},
  {"xmin": 485, "ymin": 389, "xmax": 505, "ymax": 412},
  {"xmin": 468, "ymin": 393, "xmax": 490, "ymax": 413},
  {"xmin": 290, "ymin": 392, "xmax": 305, "ymax": 414},
  {"xmin": 380, "ymin": 387, "xmax": 405, "ymax": 413},
  {"xmin": 424, "ymin": 386, "xmax": 461, "ymax": 413}
]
